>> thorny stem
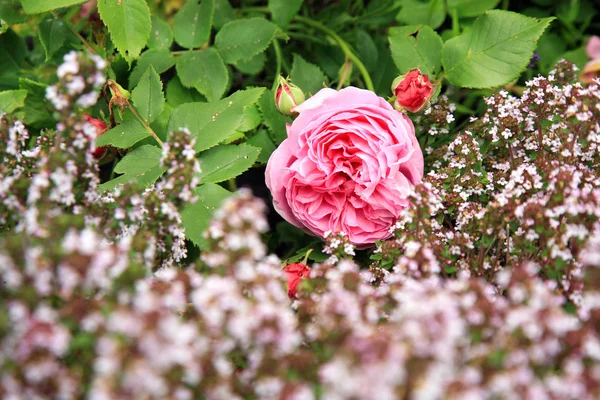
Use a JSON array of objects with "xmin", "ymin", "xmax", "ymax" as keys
[{"xmin": 336, "ymin": 58, "xmax": 352, "ymax": 90}]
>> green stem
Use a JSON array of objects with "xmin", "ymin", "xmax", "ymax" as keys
[
  {"xmin": 227, "ymin": 178, "xmax": 237, "ymax": 191},
  {"xmin": 127, "ymin": 103, "xmax": 164, "ymax": 146},
  {"xmin": 272, "ymin": 40, "xmax": 283, "ymax": 92},
  {"xmin": 294, "ymin": 16, "xmax": 374, "ymax": 92}
]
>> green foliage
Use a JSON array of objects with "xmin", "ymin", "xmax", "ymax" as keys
[
  {"xmin": 167, "ymin": 88, "xmax": 264, "ymax": 152},
  {"xmin": 131, "ymin": 66, "xmax": 165, "ymax": 124},
  {"xmin": 389, "ymin": 25, "xmax": 444, "ymax": 77},
  {"xmin": 442, "ymin": 11, "xmax": 554, "ymax": 88},
  {"xmin": 96, "ymin": 119, "xmax": 149, "ymax": 149},
  {"xmin": 97, "ymin": 0, "xmax": 151, "ymax": 63},
  {"xmin": 128, "ymin": 49, "xmax": 175, "ymax": 89},
  {"xmin": 20, "ymin": 0, "xmax": 85, "ymax": 14},
  {"xmin": 147, "ymin": 16, "xmax": 173, "ymax": 50},
  {"xmin": 181, "ymin": 183, "xmax": 232, "ymax": 249},
  {"xmin": 99, "ymin": 145, "xmax": 165, "ymax": 190},
  {"xmin": 290, "ymin": 54, "xmax": 328, "ymax": 95},
  {"xmin": 173, "ymin": 0, "xmax": 214, "ymax": 49},
  {"xmin": 38, "ymin": 16, "xmax": 68, "ymax": 61},
  {"xmin": 196, "ymin": 143, "xmax": 261, "ymax": 184},
  {"xmin": 0, "ymin": 89, "xmax": 27, "ymax": 113},
  {"xmin": 175, "ymin": 48, "xmax": 228, "ymax": 102},
  {"xmin": 396, "ymin": 0, "xmax": 446, "ymax": 30},
  {"xmin": 215, "ymin": 17, "xmax": 283, "ymax": 64},
  {"xmin": 269, "ymin": 0, "xmax": 303, "ymax": 27}
]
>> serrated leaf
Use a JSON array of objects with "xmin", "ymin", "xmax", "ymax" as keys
[
  {"xmin": 257, "ymin": 88, "xmax": 290, "ymax": 145},
  {"xmin": 173, "ymin": 0, "xmax": 215, "ymax": 49},
  {"xmin": 167, "ymin": 87, "xmax": 265, "ymax": 152},
  {"xmin": 0, "ymin": 89, "xmax": 27, "ymax": 113},
  {"xmin": 181, "ymin": 183, "xmax": 232, "ymax": 249},
  {"xmin": 215, "ymin": 17, "xmax": 281, "ymax": 64},
  {"xmin": 197, "ymin": 143, "xmax": 260, "ymax": 183},
  {"xmin": 96, "ymin": 119, "xmax": 149, "ymax": 149},
  {"xmin": 389, "ymin": 25, "xmax": 443, "ymax": 77},
  {"xmin": 20, "ymin": 0, "xmax": 85, "ymax": 14},
  {"xmin": 176, "ymin": 48, "xmax": 228, "ymax": 102},
  {"xmin": 148, "ymin": 16, "xmax": 173, "ymax": 49},
  {"xmin": 290, "ymin": 54, "xmax": 327, "ymax": 95},
  {"xmin": 97, "ymin": 0, "xmax": 151, "ymax": 64},
  {"xmin": 396, "ymin": 0, "xmax": 446, "ymax": 29},
  {"xmin": 99, "ymin": 144, "xmax": 165, "ymax": 191},
  {"xmin": 235, "ymin": 52, "xmax": 266, "ymax": 75},
  {"xmin": 132, "ymin": 66, "xmax": 165, "ymax": 124},
  {"xmin": 447, "ymin": 0, "xmax": 499, "ymax": 17},
  {"xmin": 128, "ymin": 49, "xmax": 175, "ymax": 89},
  {"xmin": 442, "ymin": 10, "xmax": 554, "ymax": 88},
  {"xmin": 38, "ymin": 16, "xmax": 67, "ymax": 61},
  {"xmin": 246, "ymin": 129, "xmax": 275, "ymax": 164},
  {"xmin": 269, "ymin": 0, "xmax": 302, "ymax": 27},
  {"xmin": 166, "ymin": 77, "xmax": 206, "ymax": 107}
]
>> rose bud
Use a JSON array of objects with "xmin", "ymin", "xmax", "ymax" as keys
[
  {"xmin": 283, "ymin": 263, "xmax": 311, "ymax": 299},
  {"xmin": 274, "ymin": 75, "xmax": 305, "ymax": 117},
  {"xmin": 391, "ymin": 69, "xmax": 436, "ymax": 113},
  {"xmin": 84, "ymin": 113, "xmax": 108, "ymax": 158}
]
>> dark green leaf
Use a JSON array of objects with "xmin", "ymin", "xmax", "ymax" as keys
[
  {"xmin": 197, "ymin": 143, "xmax": 260, "ymax": 184},
  {"xmin": 173, "ymin": 0, "xmax": 215, "ymax": 49}
]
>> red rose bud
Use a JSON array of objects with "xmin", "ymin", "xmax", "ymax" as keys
[
  {"xmin": 84, "ymin": 113, "xmax": 108, "ymax": 158},
  {"xmin": 391, "ymin": 69, "xmax": 435, "ymax": 113},
  {"xmin": 283, "ymin": 263, "xmax": 311, "ymax": 299},
  {"xmin": 274, "ymin": 75, "xmax": 305, "ymax": 117}
]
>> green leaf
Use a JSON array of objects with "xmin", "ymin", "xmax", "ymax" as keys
[
  {"xmin": 128, "ymin": 49, "xmax": 175, "ymax": 89},
  {"xmin": 215, "ymin": 17, "xmax": 281, "ymax": 64},
  {"xmin": 257, "ymin": 88, "xmax": 290, "ymax": 145},
  {"xmin": 99, "ymin": 145, "xmax": 165, "ymax": 191},
  {"xmin": 0, "ymin": 89, "xmax": 27, "ymax": 113},
  {"xmin": 290, "ymin": 54, "xmax": 327, "ymax": 95},
  {"xmin": 97, "ymin": 0, "xmax": 151, "ymax": 64},
  {"xmin": 213, "ymin": 0, "xmax": 235, "ymax": 29},
  {"xmin": 354, "ymin": 29, "xmax": 379, "ymax": 73},
  {"xmin": 396, "ymin": 0, "xmax": 446, "ymax": 30},
  {"xmin": 19, "ymin": 78, "xmax": 53, "ymax": 128},
  {"xmin": 0, "ymin": 0, "xmax": 27, "ymax": 24},
  {"xmin": 181, "ymin": 183, "xmax": 232, "ymax": 249},
  {"xmin": 442, "ymin": 10, "xmax": 554, "ymax": 88},
  {"xmin": 96, "ymin": 119, "xmax": 149, "ymax": 149},
  {"xmin": 176, "ymin": 48, "xmax": 228, "ymax": 102},
  {"xmin": 38, "ymin": 16, "xmax": 68, "ymax": 61},
  {"xmin": 166, "ymin": 77, "xmax": 206, "ymax": 107},
  {"xmin": 197, "ymin": 143, "xmax": 260, "ymax": 184},
  {"xmin": 167, "ymin": 87, "xmax": 265, "ymax": 152},
  {"xmin": 237, "ymin": 104, "xmax": 261, "ymax": 133},
  {"xmin": 269, "ymin": 0, "xmax": 303, "ymax": 27},
  {"xmin": 20, "ymin": 0, "xmax": 85, "ymax": 14},
  {"xmin": 173, "ymin": 0, "xmax": 215, "ymax": 49},
  {"xmin": 132, "ymin": 66, "xmax": 165, "ymax": 124},
  {"xmin": 447, "ymin": 0, "xmax": 500, "ymax": 17},
  {"xmin": 147, "ymin": 16, "xmax": 173, "ymax": 50},
  {"xmin": 0, "ymin": 29, "xmax": 27, "ymax": 74},
  {"xmin": 235, "ymin": 52, "xmax": 266, "ymax": 75},
  {"xmin": 246, "ymin": 129, "xmax": 275, "ymax": 164},
  {"xmin": 389, "ymin": 25, "xmax": 443, "ymax": 76}
]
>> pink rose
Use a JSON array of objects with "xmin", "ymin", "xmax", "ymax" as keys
[
  {"xmin": 392, "ymin": 69, "xmax": 435, "ymax": 113},
  {"xmin": 265, "ymin": 87, "xmax": 424, "ymax": 246},
  {"xmin": 581, "ymin": 36, "xmax": 600, "ymax": 84}
]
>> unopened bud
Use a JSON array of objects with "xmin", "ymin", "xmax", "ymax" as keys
[
  {"xmin": 391, "ymin": 69, "xmax": 436, "ymax": 113},
  {"xmin": 274, "ymin": 75, "xmax": 305, "ymax": 117},
  {"xmin": 84, "ymin": 113, "xmax": 108, "ymax": 158}
]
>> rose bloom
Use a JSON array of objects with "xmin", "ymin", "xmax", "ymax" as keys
[
  {"xmin": 392, "ymin": 69, "xmax": 434, "ymax": 113},
  {"xmin": 266, "ymin": 87, "xmax": 424, "ymax": 246},
  {"xmin": 581, "ymin": 35, "xmax": 600, "ymax": 84},
  {"xmin": 283, "ymin": 263, "xmax": 311, "ymax": 298}
]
